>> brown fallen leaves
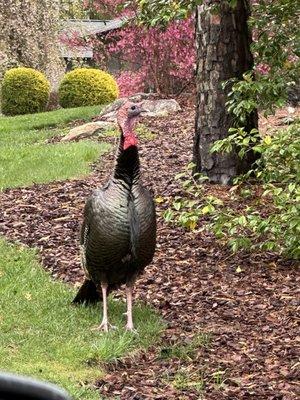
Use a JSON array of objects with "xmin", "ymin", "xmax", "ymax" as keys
[{"xmin": 0, "ymin": 107, "xmax": 299, "ymax": 399}]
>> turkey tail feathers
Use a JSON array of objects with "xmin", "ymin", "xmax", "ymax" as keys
[{"xmin": 72, "ymin": 279, "xmax": 101, "ymax": 304}]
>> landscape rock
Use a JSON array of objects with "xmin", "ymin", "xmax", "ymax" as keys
[
  {"xmin": 99, "ymin": 92, "xmax": 159, "ymax": 117},
  {"xmin": 98, "ymin": 95, "xmax": 181, "ymax": 121},
  {"xmin": 61, "ymin": 121, "xmax": 115, "ymax": 142},
  {"xmin": 141, "ymin": 99, "xmax": 181, "ymax": 117}
]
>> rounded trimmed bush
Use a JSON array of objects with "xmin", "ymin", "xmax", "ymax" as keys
[
  {"xmin": 58, "ymin": 68, "xmax": 119, "ymax": 108},
  {"xmin": 1, "ymin": 67, "xmax": 50, "ymax": 115}
]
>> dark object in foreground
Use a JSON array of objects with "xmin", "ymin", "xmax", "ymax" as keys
[
  {"xmin": 73, "ymin": 101, "xmax": 156, "ymax": 332},
  {"xmin": 0, "ymin": 372, "xmax": 71, "ymax": 400}
]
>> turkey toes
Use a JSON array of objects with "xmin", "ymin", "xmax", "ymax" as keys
[
  {"xmin": 125, "ymin": 325, "xmax": 138, "ymax": 334},
  {"xmin": 92, "ymin": 322, "xmax": 116, "ymax": 332}
]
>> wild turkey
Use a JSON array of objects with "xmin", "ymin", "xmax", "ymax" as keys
[{"xmin": 73, "ymin": 101, "xmax": 156, "ymax": 332}]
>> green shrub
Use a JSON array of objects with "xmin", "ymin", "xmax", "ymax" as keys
[
  {"xmin": 58, "ymin": 68, "xmax": 119, "ymax": 108},
  {"xmin": 1, "ymin": 67, "xmax": 50, "ymax": 115},
  {"xmin": 210, "ymin": 123, "xmax": 300, "ymax": 259},
  {"xmin": 164, "ymin": 124, "xmax": 300, "ymax": 260}
]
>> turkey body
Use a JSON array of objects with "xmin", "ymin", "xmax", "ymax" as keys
[
  {"xmin": 79, "ymin": 145, "xmax": 156, "ymax": 296},
  {"xmin": 82, "ymin": 178, "xmax": 156, "ymax": 287}
]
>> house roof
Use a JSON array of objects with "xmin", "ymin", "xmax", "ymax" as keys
[
  {"xmin": 61, "ymin": 46, "xmax": 93, "ymax": 59},
  {"xmin": 61, "ymin": 18, "xmax": 125, "ymax": 37},
  {"xmin": 60, "ymin": 18, "xmax": 125, "ymax": 59}
]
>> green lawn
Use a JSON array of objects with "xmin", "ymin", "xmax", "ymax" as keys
[
  {"xmin": 0, "ymin": 106, "xmax": 110, "ymax": 190},
  {"xmin": 0, "ymin": 105, "xmax": 103, "ymax": 135},
  {"xmin": 0, "ymin": 239, "xmax": 164, "ymax": 399},
  {"xmin": 0, "ymin": 141, "xmax": 110, "ymax": 190}
]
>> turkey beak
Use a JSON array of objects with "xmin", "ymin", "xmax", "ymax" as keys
[
  {"xmin": 140, "ymin": 107, "xmax": 148, "ymax": 115},
  {"xmin": 138, "ymin": 102, "xmax": 149, "ymax": 115}
]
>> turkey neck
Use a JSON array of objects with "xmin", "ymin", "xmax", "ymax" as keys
[{"xmin": 113, "ymin": 134, "xmax": 140, "ymax": 188}]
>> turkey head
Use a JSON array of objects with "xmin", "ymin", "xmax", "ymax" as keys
[{"xmin": 117, "ymin": 101, "xmax": 146, "ymax": 150}]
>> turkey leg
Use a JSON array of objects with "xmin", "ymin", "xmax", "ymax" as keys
[
  {"xmin": 95, "ymin": 283, "xmax": 112, "ymax": 332},
  {"xmin": 125, "ymin": 284, "xmax": 135, "ymax": 331}
]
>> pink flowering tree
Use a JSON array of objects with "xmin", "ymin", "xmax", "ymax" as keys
[
  {"xmin": 75, "ymin": 0, "xmax": 196, "ymax": 96},
  {"xmin": 108, "ymin": 17, "xmax": 195, "ymax": 96}
]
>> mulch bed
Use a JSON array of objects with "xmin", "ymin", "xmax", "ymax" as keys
[{"xmin": 0, "ymin": 107, "xmax": 299, "ymax": 399}]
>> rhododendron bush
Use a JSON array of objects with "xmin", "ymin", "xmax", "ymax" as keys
[{"xmin": 76, "ymin": 0, "xmax": 196, "ymax": 96}]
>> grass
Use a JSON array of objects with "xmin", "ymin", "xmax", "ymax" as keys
[
  {"xmin": 0, "ymin": 141, "xmax": 110, "ymax": 190},
  {"xmin": 0, "ymin": 239, "xmax": 164, "ymax": 399},
  {"xmin": 159, "ymin": 333, "xmax": 211, "ymax": 361},
  {"xmin": 166, "ymin": 367, "xmax": 227, "ymax": 394},
  {"xmin": 172, "ymin": 368, "xmax": 205, "ymax": 393},
  {"xmin": 0, "ymin": 106, "xmax": 111, "ymax": 190},
  {"xmin": 159, "ymin": 333, "xmax": 212, "ymax": 395},
  {"xmin": 0, "ymin": 105, "xmax": 103, "ymax": 135}
]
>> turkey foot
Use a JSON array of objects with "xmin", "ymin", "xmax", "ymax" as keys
[
  {"xmin": 93, "ymin": 283, "xmax": 117, "ymax": 332},
  {"xmin": 125, "ymin": 323, "xmax": 138, "ymax": 334},
  {"xmin": 92, "ymin": 321, "xmax": 116, "ymax": 332}
]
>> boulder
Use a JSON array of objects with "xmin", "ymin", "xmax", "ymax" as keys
[
  {"xmin": 141, "ymin": 99, "xmax": 181, "ymax": 117},
  {"xmin": 99, "ymin": 92, "xmax": 159, "ymax": 117},
  {"xmin": 61, "ymin": 121, "xmax": 115, "ymax": 142},
  {"xmin": 99, "ymin": 95, "xmax": 181, "ymax": 121}
]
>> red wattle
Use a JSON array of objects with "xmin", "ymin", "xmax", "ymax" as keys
[{"xmin": 123, "ymin": 135, "xmax": 138, "ymax": 150}]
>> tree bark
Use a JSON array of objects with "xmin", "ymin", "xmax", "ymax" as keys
[{"xmin": 194, "ymin": 0, "xmax": 258, "ymax": 184}]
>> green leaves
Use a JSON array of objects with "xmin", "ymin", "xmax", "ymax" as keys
[
  {"xmin": 145, "ymin": 0, "xmax": 299, "ymax": 259},
  {"xmin": 225, "ymin": 0, "xmax": 300, "ymax": 123},
  {"xmin": 210, "ymin": 123, "xmax": 300, "ymax": 259},
  {"xmin": 135, "ymin": 0, "xmax": 201, "ymax": 26},
  {"xmin": 163, "ymin": 209, "xmax": 174, "ymax": 222},
  {"xmin": 210, "ymin": 127, "xmax": 260, "ymax": 159},
  {"xmin": 167, "ymin": 123, "xmax": 300, "ymax": 259},
  {"xmin": 163, "ymin": 163, "xmax": 223, "ymax": 231}
]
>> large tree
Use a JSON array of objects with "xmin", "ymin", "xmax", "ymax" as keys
[{"xmin": 194, "ymin": 0, "xmax": 258, "ymax": 184}]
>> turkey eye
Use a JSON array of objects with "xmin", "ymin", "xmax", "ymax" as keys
[{"xmin": 131, "ymin": 105, "xmax": 136, "ymax": 111}]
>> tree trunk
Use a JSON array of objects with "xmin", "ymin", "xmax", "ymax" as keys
[{"xmin": 193, "ymin": 0, "xmax": 258, "ymax": 184}]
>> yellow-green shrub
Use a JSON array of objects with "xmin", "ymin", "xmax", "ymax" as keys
[
  {"xmin": 1, "ymin": 67, "xmax": 50, "ymax": 115},
  {"xmin": 58, "ymin": 68, "xmax": 119, "ymax": 108}
]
